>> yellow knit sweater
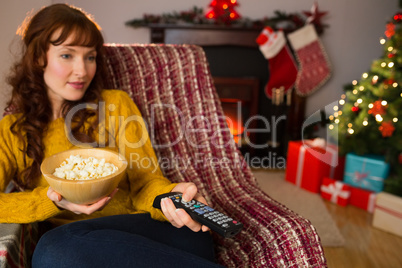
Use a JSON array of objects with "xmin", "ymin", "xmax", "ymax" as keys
[{"xmin": 0, "ymin": 90, "xmax": 176, "ymax": 225}]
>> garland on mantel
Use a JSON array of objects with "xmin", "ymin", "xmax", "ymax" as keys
[{"xmin": 125, "ymin": 6, "xmax": 328, "ymax": 34}]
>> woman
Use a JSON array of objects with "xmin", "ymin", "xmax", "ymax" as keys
[{"xmin": 1, "ymin": 4, "xmax": 222, "ymax": 267}]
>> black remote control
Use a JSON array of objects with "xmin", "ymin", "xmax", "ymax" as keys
[{"xmin": 153, "ymin": 192, "xmax": 243, "ymax": 238}]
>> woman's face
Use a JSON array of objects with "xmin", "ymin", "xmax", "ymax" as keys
[{"xmin": 43, "ymin": 30, "xmax": 97, "ymax": 116}]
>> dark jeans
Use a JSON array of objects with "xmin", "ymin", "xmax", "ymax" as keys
[{"xmin": 32, "ymin": 214, "xmax": 223, "ymax": 268}]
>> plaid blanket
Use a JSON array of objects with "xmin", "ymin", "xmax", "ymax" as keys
[
  {"xmin": 0, "ymin": 223, "xmax": 38, "ymax": 268},
  {"xmin": 103, "ymin": 44, "xmax": 327, "ymax": 267}
]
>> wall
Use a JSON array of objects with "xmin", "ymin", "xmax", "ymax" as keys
[
  {"xmin": 0, "ymin": 0, "xmax": 398, "ymax": 118},
  {"xmin": 0, "ymin": 0, "xmax": 51, "ymax": 117}
]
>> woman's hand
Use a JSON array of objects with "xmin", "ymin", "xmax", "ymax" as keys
[
  {"xmin": 160, "ymin": 182, "xmax": 210, "ymax": 233},
  {"xmin": 47, "ymin": 187, "xmax": 118, "ymax": 215}
]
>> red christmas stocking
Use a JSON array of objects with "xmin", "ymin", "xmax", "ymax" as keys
[
  {"xmin": 288, "ymin": 24, "xmax": 331, "ymax": 96},
  {"xmin": 256, "ymin": 27, "xmax": 298, "ymax": 99}
]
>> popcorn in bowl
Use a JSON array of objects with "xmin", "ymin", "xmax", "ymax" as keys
[{"xmin": 53, "ymin": 154, "xmax": 119, "ymax": 180}]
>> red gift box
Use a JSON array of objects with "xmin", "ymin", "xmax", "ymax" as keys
[
  {"xmin": 349, "ymin": 185, "xmax": 376, "ymax": 213},
  {"xmin": 285, "ymin": 139, "xmax": 344, "ymax": 193},
  {"xmin": 320, "ymin": 177, "xmax": 351, "ymax": 206}
]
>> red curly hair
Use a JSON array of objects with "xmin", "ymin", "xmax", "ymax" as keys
[{"xmin": 6, "ymin": 4, "xmax": 107, "ymax": 189}]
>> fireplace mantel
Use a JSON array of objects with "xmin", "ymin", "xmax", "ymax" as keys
[{"xmin": 148, "ymin": 24, "xmax": 262, "ymax": 47}]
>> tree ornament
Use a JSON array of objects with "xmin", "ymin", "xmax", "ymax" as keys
[
  {"xmin": 379, "ymin": 121, "xmax": 395, "ymax": 137},
  {"xmin": 385, "ymin": 22, "xmax": 396, "ymax": 38},
  {"xmin": 368, "ymin": 100, "xmax": 387, "ymax": 115},
  {"xmin": 388, "ymin": 53, "xmax": 395, "ymax": 58},
  {"xmin": 393, "ymin": 12, "xmax": 402, "ymax": 22},
  {"xmin": 351, "ymin": 106, "xmax": 360, "ymax": 113},
  {"xmin": 384, "ymin": 78, "xmax": 395, "ymax": 85}
]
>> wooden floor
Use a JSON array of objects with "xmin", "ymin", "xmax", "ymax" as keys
[{"xmin": 323, "ymin": 200, "xmax": 402, "ymax": 268}]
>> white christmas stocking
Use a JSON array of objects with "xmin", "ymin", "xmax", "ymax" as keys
[
  {"xmin": 288, "ymin": 24, "xmax": 331, "ymax": 96},
  {"xmin": 256, "ymin": 27, "xmax": 298, "ymax": 99}
]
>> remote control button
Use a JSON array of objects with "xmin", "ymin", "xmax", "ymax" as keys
[{"xmin": 194, "ymin": 209, "xmax": 206, "ymax": 214}]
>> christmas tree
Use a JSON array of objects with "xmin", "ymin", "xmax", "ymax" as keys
[
  {"xmin": 205, "ymin": 0, "xmax": 241, "ymax": 24},
  {"xmin": 330, "ymin": 12, "xmax": 402, "ymax": 196}
]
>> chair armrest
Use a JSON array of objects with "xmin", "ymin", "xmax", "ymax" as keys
[
  {"xmin": 212, "ymin": 182, "xmax": 327, "ymax": 267},
  {"xmin": 0, "ymin": 223, "xmax": 39, "ymax": 268}
]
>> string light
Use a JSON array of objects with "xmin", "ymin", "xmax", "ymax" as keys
[
  {"xmin": 393, "ymin": 118, "xmax": 398, "ymax": 123},
  {"xmin": 334, "ymin": 112, "xmax": 339, "ymax": 117},
  {"xmin": 381, "ymin": 62, "xmax": 387, "ymax": 67},
  {"xmin": 363, "ymin": 120, "xmax": 368, "ymax": 126},
  {"xmin": 341, "ymin": 94, "xmax": 346, "ymax": 99},
  {"xmin": 353, "ymin": 89, "xmax": 358, "ymax": 94},
  {"xmin": 359, "ymin": 86, "xmax": 365, "ymax": 91},
  {"xmin": 381, "ymin": 100, "xmax": 388, "ymax": 106},
  {"xmin": 380, "ymin": 38, "xmax": 386, "ymax": 44},
  {"xmin": 335, "ymin": 118, "xmax": 340, "ymax": 124},
  {"xmin": 333, "ymin": 105, "xmax": 339, "ymax": 111},
  {"xmin": 329, "ymin": 125, "xmax": 334, "ymax": 130},
  {"xmin": 388, "ymin": 62, "xmax": 394, "ymax": 68},
  {"xmin": 368, "ymin": 103, "xmax": 374, "ymax": 108},
  {"xmin": 348, "ymin": 128, "xmax": 355, "ymax": 134},
  {"xmin": 338, "ymin": 111, "xmax": 342, "ymax": 116},
  {"xmin": 329, "ymin": 115, "xmax": 334, "ymax": 120},
  {"xmin": 352, "ymin": 80, "xmax": 358, "ymax": 85},
  {"xmin": 362, "ymin": 73, "xmax": 368, "ymax": 78},
  {"xmin": 348, "ymin": 123, "xmax": 353, "ymax": 128},
  {"xmin": 393, "ymin": 82, "xmax": 398, "ymax": 87},
  {"xmin": 388, "ymin": 46, "xmax": 394, "ymax": 51},
  {"xmin": 339, "ymin": 99, "xmax": 345, "ymax": 105},
  {"xmin": 376, "ymin": 114, "xmax": 383, "ymax": 122},
  {"xmin": 357, "ymin": 98, "xmax": 363, "ymax": 104}
]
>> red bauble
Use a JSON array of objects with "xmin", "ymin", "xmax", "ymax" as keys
[
  {"xmin": 394, "ymin": 12, "xmax": 402, "ymax": 22},
  {"xmin": 384, "ymin": 78, "xmax": 395, "ymax": 85},
  {"xmin": 351, "ymin": 106, "xmax": 359, "ymax": 113},
  {"xmin": 379, "ymin": 121, "xmax": 395, "ymax": 137}
]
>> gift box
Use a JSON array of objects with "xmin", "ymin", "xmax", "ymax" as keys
[
  {"xmin": 344, "ymin": 153, "xmax": 390, "ymax": 193},
  {"xmin": 320, "ymin": 177, "xmax": 351, "ymax": 206},
  {"xmin": 348, "ymin": 185, "xmax": 376, "ymax": 213},
  {"xmin": 285, "ymin": 139, "xmax": 344, "ymax": 193},
  {"xmin": 372, "ymin": 192, "xmax": 402, "ymax": 237}
]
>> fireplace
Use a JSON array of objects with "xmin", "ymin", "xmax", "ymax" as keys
[
  {"xmin": 147, "ymin": 24, "xmax": 306, "ymax": 160},
  {"xmin": 213, "ymin": 76, "xmax": 259, "ymax": 152}
]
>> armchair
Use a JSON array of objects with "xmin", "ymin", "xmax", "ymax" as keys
[
  {"xmin": 0, "ymin": 44, "xmax": 327, "ymax": 267},
  {"xmin": 102, "ymin": 44, "xmax": 326, "ymax": 267}
]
